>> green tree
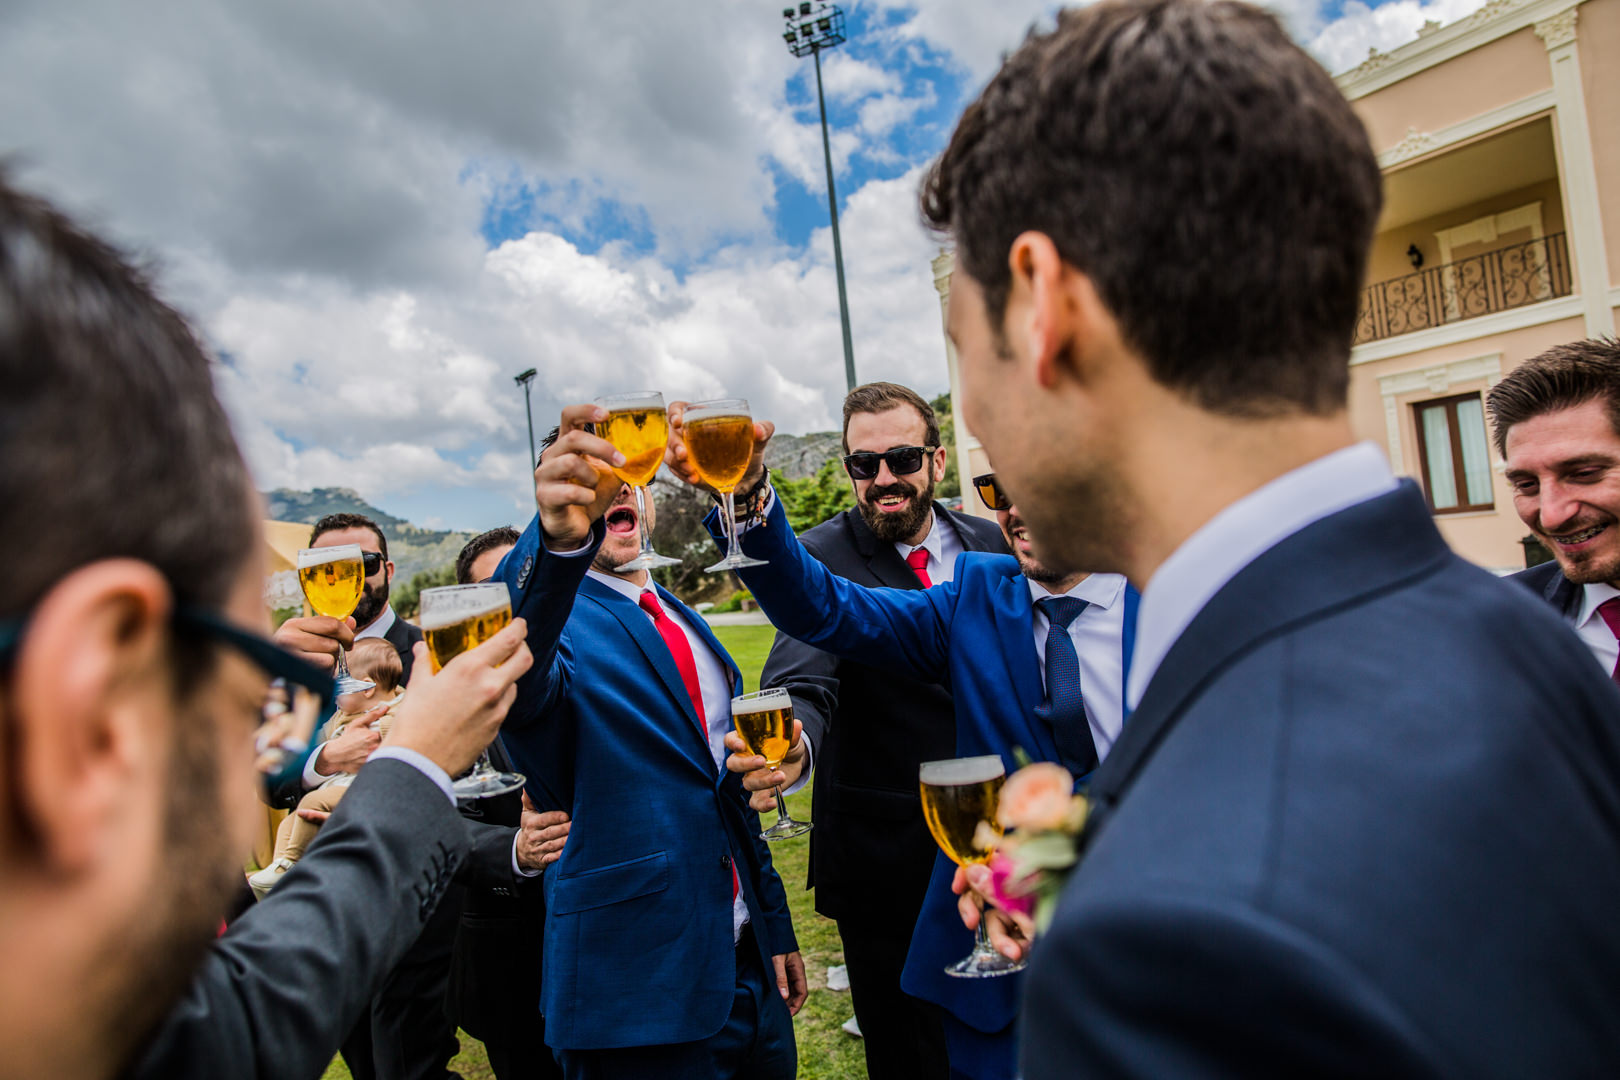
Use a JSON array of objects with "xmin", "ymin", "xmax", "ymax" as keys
[
  {"xmin": 393, "ymin": 563, "xmax": 456, "ymax": 621},
  {"xmin": 774, "ymin": 458, "xmax": 856, "ymax": 533},
  {"xmin": 930, "ymin": 391, "xmax": 961, "ymax": 500}
]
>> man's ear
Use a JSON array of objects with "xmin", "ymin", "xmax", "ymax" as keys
[
  {"xmin": 385, "ymin": 560, "xmax": 395, "ymax": 586},
  {"xmin": 9, "ymin": 560, "xmax": 174, "ymax": 874},
  {"xmin": 932, "ymin": 446, "xmax": 949, "ymax": 485},
  {"xmin": 1006, "ymin": 231, "xmax": 1088, "ymax": 392}
]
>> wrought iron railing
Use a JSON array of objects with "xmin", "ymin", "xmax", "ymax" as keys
[{"xmin": 1354, "ymin": 232, "xmax": 1573, "ymax": 345}]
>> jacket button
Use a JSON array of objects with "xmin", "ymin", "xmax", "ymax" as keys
[{"xmin": 719, "ymin": 854, "xmax": 732, "ymax": 870}]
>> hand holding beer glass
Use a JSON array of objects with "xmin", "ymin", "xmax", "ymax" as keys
[
  {"xmin": 596, "ymin": 391, "xmax": 682, "ymax": 571},
  {"xmin": 296, "ymin": 544, "xmax": 374, "ymax": 695},
  {"xmin": 731, "ymin": 688, "xmax": 811, "ymax": 841},
  {"xmin": 920, "ymin": 755, "xmax": 1025, "ymax": 978},
  {"xmin": 419, "ymin": 582, "xmax": 526, "ymax": 799},
  {"xmin": 677, "ymin": 398, "xmax": 768, "ymax": 573}
]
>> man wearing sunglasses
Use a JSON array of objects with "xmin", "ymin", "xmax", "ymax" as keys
[
  {"xmin": 0, "ymin": 177, "xmax": 538, "ymax": 1080},
  {"xmin": 671, "ymin": 421, "xmax": 1133, "ymax": 1080},
  {"xmin": 747, "ymin": 383, "xmax": 1007, "ymax": 1080}
]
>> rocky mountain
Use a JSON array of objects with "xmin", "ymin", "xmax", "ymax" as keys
[{"xmin": 262, "ymin": 487, "xmax": 473, "ymax": 586}]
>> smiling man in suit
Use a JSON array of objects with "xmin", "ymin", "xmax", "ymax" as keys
[
  {"xmin": 747, "ymin": 382, "xmax": 1006, "ymax": 1080},
  {"xmin": 495, "ymin": 410, "xmax": 805, "ymax": 1080},
  {"xmin": 668, "ymin": 407, "xmax": 1133, "ymax": 1079},
  {"xmin": 1490, "ymin": 340, "xmax": 1620, "ymax": 677},
  {"xmin": 923, "ymin": 0, "xmax": 1620, "ymax": 1076}
]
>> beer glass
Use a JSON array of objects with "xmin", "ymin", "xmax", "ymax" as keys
[
  {"xmin": 732, "ymin": 688, "xmax": 811, "ymax": 841},
  {"xmin": 296, "ymin": 544, "xmax": 375, "ymax": 695},
  {"xmin": 919, "ymin": 755, "xmax": 1025, "ymax": 978},
  {"xmin": 596, "ymin": 391, "xmax": 682, "ymax": 571},
  {"xmin": 683, "ymin": 397, "xmax": 767, "ymax": 573},
  {"xmin": 420, "ymin": 583, "xmax": 526, "ymax": 799}
]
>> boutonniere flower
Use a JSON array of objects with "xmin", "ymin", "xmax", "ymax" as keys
[{"xmin": 973, "ymin": 761, "xmax": 1089, "ymax": 935}]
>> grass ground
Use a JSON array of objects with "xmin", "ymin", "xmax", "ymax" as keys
[{"xmin": 322, "ymin": 623, "xmax": 867, "ymax": 1080}]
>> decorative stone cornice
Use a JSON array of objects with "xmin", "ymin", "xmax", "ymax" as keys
[
  {"xmin": 1385, "ymin": 127, "xmax": 1439, "ymax": 166},
  {"xmin": 1534, "ymin": 8, "xmax": 1578, "ymax": 47},
  {"xmin": 1336, "ymin": 0, "xmax": 1578, "ymax": 99},
  {"xmin": 1346, "ymin": 46, "xmax": 1393, "ymax": 80}
]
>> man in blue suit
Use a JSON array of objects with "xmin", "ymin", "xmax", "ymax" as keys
[
  {"xmin": 667, "ymin": 416, "xmax": 1133, "ymax": 1080},
  {"xmin": 921, "ymin": 0, "xmax": 1620, "ymax": 1076},
  {"xmin": 495, "ymin": 406, "xmax": 805, "ymax": 1080}
]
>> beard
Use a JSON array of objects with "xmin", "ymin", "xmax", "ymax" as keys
[
  {"xmin": 104, "ymin": 689, "xmax": 242, "ymax": 1073},
  {"xmin": 857, "ymin": 475, "xmax": 937, "ymax": 544},
  {"xmin": 353, "ymin": 578, "xmax": 389, "ymax": 629},
  {"xmin": 1540, "ymin": 515, "xmax": 1620, "ymax": 585}
]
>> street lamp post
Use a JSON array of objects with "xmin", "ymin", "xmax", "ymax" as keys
[
  {"xmin": 783, "ymin": 2, "xmax": 857, "ymax": 393},
  {"xmin": 514, "ymin": 368, "xmax": 538, "ymax": 468}
]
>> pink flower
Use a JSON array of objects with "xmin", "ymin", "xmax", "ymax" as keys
[
  {"xmin": 986, "ymin": 851, "xmax": 1037, "ymax": 917},
  {"xmin": 997, "ymin": 762, "xmax": 1075, "ymax": 832}
]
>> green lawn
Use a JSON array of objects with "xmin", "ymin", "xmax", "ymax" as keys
[{"xmin": 323, "ymin": 623, "xmax": 867, "ymax": 1079}]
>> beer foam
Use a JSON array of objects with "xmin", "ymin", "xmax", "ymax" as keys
[
  {"xmin": 417, "ymin": 583, "xmax": 511, "ymax": 629},
  {"xmin": 732, "ymin": 687, "xmax": 790, "ymax": 715},
  {"xmin": 682, "ymin": 399, "xmax": 750, "ymax": 425},
  {"xmin": 296, "ymin": 543, "xmax": 363, "ymax": 569},
  {"xmin": 919, "ymin": 755, "xmax": 1005, "ymax": 786}
]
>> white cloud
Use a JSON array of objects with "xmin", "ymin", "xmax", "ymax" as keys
[{"xmin": 1305, "ymin": 0, "xmax": 1488, "ymax": 73}]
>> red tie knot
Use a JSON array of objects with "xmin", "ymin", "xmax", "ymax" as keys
[
  {"xmin": 905, "ymin": 547, "xmax": 933, "ymax": 588},
  {"xmin": 1598, "ymin": 597, "xmax": 1620, "ymax": 641},
  {"xmin": 638, "ymin": 590, "xmax": 665, "ymax": 619}
]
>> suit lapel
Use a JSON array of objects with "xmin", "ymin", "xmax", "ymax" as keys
[
  {"xmin": 992, "ymin": 574, "xmax": 1055, "ymax": 760},
  {"xmin": 657, "ymin": 584, "xmax": 742, "ymax": 696},
  {"xmin": 846, "ymin": 507, "xmax": 922, "ymax": 591},
  {"xmin": 1092, "ymin": 484, "xmax": 1453, "ymax": 814},
  {"xmin": 1546, "ymin": 569, "xmax": 1582, "ymax": 622},
  {"xmin": 579, "ymin": 576, "xmax": 715, "ymax": 773}
]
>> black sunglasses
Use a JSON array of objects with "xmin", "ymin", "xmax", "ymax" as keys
[
  {"xmin": 973, "ymin": 472, "xmax": 1011, "ymax": 512},
  {"xmin": 361, "ymin": 551, "xmax": 385, "ymax": 576},
  {"xmin": 842, "ymin": 445, "xmax": 937, "ymax": 481},
  {"xmin": 0, "ymin": 605, "xmax": 335, "ymax": 767}
]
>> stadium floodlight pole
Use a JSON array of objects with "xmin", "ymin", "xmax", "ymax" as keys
[
  {"xmin": 783, "ymin": 2, "xmax": 857, "ymax": 393},
  {"xmin": 514, "ymin": 367, "xmax": 538, "ymax": 468}
]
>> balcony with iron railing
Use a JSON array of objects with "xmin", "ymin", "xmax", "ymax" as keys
[{"xmin": 1353, "ymin": 232, "xmax": 1573, "ymax": 345}]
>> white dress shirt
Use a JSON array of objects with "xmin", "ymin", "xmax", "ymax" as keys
[
  {"xmin": 1127, "ymin": 442, "xmax": 1399, "ymax": 709},
  {"xmin": 1028, "ymin": 573, "xmax": 1130, "ymax": 760},
  {"xmin": 1573, "ymin": 582, "xmax": 1620, "ymax": 676},
  {"xmin": 354, "ymin": 602, "xmax": 397, "ymax": 641},
  {"xmin": 896, "ymin": 510, "xmax": 964, "ymax": 587},
  {"xmin": 587, "ymin": 568, "xmax": 755, "ymax": 942}
]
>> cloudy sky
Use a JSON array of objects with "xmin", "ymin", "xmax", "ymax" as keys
[{"xmin": 2, "ymin": 0, "xmax": 1484, "ymax": 530}]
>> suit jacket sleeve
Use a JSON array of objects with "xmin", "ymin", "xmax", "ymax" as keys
[
  {"xmin": 125, "ymin": 759, "xmax": 471, "ymax": 1080},
  {"xmin": 497, "ymin": 513, "xmax": 603, "ymax": 731},
  {"xmin": 456, "ymin": 819, "xmax": 528, "ymax": 892},
  {"xmin": 705, "ymin": 496, "xmax": 956, "ymax": 686},
  {"xmin": 758, "ymin": 619, "xmax": 837, "ymax": 761},
  {"xmin": 1022, "ymin": 892, "xmax": 1443, "ymax": 1080}
]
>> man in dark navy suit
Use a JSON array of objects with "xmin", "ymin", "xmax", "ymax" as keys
[
  {"xmin": 923, "ymin": 1, "xmax": 1620, "ymax": 1076},
  {"xmin": 1490, "ymin": 340, "xmax": 1620, "ymax": 678}
]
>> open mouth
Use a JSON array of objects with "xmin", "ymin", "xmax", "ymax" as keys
[
  {"xmin": 1010, "ymin": 524, "xmax": 1034, "ymax": 555},
  {"xmin": 605, "ymin": 506, "xmax": 639, "ymax": 536},
  {"xmin": 1547, "ymin": 522, "xmax": 1608, "ymax": 549}
]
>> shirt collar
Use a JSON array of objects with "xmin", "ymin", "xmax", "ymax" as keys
[
  {"xmin": 587, "ymin": 567, "xmax": 653, "ymax": 605},
  {"xmin": 1127, "ymin": 442, "xmax": 1398, "ymax": 708},
  {"xmin": 1026, "ymin": 572, "xmax": 1127, "ymax": 610},
  {"xmin": 1577, "ymin": 582, "xmax": 1620, "ymax": 627},
  {"xmin": 354, "ymin": 603, "xmax": 396, "ymax": 641},
  {"xmin": 896, "ymin": 510, "xmax": 942, "ymax": 562}
]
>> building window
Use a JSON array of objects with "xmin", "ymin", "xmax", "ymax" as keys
[{"xmin": 1413, "ymin": 393, "xmax": 1494, "ymax": 513}]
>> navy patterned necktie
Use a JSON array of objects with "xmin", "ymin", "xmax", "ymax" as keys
[{"xmin": 1034, "ymin": 596, "xmax": 1099, "ymax": 775}]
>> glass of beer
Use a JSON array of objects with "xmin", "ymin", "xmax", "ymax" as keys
[
  {"xmin": 596, "ymin": 391, "xmax": 682, "ymax": 572},
  {"xmin": 419, "ymin": 583, "xmax": 526, "ymax": 799},
  {"xmin": 296, "ymin": 544, "xmax": 375, "ymax": 695},
  {"xmin": 732, "ymin": 688, "xmax": 812, "ymax": 841},
  {"xmin": 919, "ymin": 755, "xmax": 1025, "ymax": 978},
  {"xmin": 683, "ymin": 397, "xmax": 768, "ymax": 573}
]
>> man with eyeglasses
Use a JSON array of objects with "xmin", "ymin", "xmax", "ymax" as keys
[
  {"xmin": 669, "ymin": 411, "xmax": 1132, "ymax": 1080},
  {"xmin": 0, "ymin": 176, "xmax": 535, "ymax": 1080},
  {"xmin": 736, "ymin": 382, "xmax": 1006, "ymax": 1080}
]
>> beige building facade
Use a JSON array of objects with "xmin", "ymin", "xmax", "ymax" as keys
[{"xmin": 937, "ymin": 0, "xmax": 1620, "ymax": 563}]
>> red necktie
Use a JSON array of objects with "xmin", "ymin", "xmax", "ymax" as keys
[
  {"xmin": 905, "ymin": 547, "xmax": 934, "ymax": 588},
  {"xmin": 638, "ymin": 590, "xmax": 737, "ymax": 901},
  {"xmin": 1596, "ymin": 598, "xmax": 1620, "ymax": 685}
]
